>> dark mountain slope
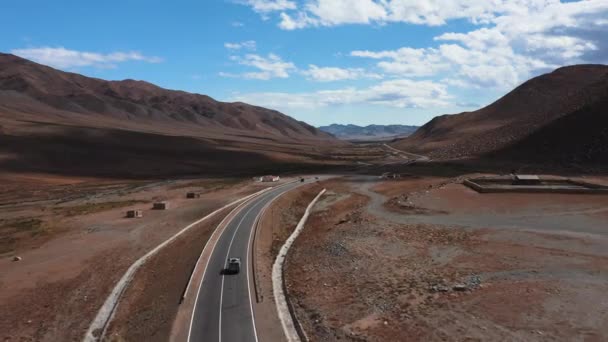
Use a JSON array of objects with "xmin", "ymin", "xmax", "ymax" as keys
[
  {"xmin": 0, "ymin": 53, "xmax": 342, "ymax": 177},
  {"xmin": 492, "ymin": 95, "xmax": 608, "ymax": 165},
  {"xmin": 393, "ymin": 65, "xmax": 608, "ymax": 164}
]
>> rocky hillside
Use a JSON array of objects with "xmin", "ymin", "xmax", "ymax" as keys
[
  {"xmin": 319, "ymin": 124, "xmax": 419, "ymax": 141},
  {"xmin": 0, "ymin": 53, "xmax": 333, "ymax": 142},
  {"xmin": 493, "ymin": 95, "xmax": 608, "ymax": 165},
  {"xmin": 0, "ymin": 53, "xmax": 342, "ymax": 177},
  {"xmin": 393, "ymin": 65, "xmax": 608, "ymax": 165}
]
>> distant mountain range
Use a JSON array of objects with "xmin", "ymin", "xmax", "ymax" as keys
[{"xmin": 319, "ymin": 124, "xmax": 419, "ymax": 141}]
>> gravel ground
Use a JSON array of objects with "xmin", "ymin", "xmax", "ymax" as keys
[{"xmin": 285, "ymin": 176, "xmax": 608, "ymax": 341}]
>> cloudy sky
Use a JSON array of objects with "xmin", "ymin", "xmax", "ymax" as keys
[{"xmin": 2, "ymin": 0, "xmax": 607, "ymax": 126}]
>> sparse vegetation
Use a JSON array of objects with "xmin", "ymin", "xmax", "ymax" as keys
[
  {"xmin": 168, "ymin": 178, "xmax": 243, "ymax": 191},
  {"xmin": 0, "ymin": 217, "xmax": 45, "ymax": 253}
]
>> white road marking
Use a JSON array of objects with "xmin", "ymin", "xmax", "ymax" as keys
[
  {"xmin": 246, "ymin": 201, "xmax": 274, "ymax": 342},
  {"xmin": 186, "ymin": 180, "xmax": 300, "ymax": 342},
  {"xmin": 87, "ymin": 187, "xmax": 270, "ymax": 342},
  {"xmin": 186, "ymin": 199, "xmax": 253, "ymax": 342},
  {"xmin": 219, "ymin": 196, "xmax": 267, "ymax": 342}
]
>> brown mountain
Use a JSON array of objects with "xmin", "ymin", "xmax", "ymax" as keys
[
  {"xmin": 393, "ymin": 65, "xmax": 608, "ymax": 165},
  {"xmin": 0, "ymin": 53, "xmax": 341, "ymax": 177},
  {"xmin": 0, "ymin": 53, "xmax": 333, "ymax": 141}
]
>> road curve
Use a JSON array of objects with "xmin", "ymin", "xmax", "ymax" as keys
[
  {"xmin": 187, "ymin": 179, "xmax": 313, "ymax": 342},
  {"xmin": 383, "ymin": 143, "xmax": 430, "ymax": 162}
]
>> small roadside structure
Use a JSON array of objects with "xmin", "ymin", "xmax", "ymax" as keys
[
  {"xmin": 186, "ymin": 192, "xmax": 200, "ymax": 199},
  {"xmin": 464, "ymin": 175, "xmax": 608, "ymax": 194},
  {"xmin": 262, "ymin": 175, "xmax": 280, "ymax": 182},
  {"xmin": 513, "ymin": 174, "xmax": 541, "ymax": 185},
  {"xmin": 126, "ymin": 210, "xmax": 143, "ymax": 218},
  {"xmin": 153, "ymin": 202, "xmax": 169, "ymax": 210}
]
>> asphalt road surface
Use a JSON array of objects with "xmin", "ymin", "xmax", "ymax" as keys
[{"xmin": 188, "ymin": 179, "xmax": 313, "ymax": 342}]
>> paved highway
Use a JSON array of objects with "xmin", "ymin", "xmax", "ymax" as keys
[{"xmin": 187, "ymin": 180, "xmax": 311, "ymax": 342}]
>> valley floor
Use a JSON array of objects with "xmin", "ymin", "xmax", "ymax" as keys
[{"xmin": 2, "ymin": 143, "xmax": 607, "ymax": 342}]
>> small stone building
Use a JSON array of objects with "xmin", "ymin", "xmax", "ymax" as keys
[
  {"xmin": 262, "ymin": 175, "xmax": 280, "ymax": 182},
  {"xmin": 126, "ymin": 209, "xmax": 143, "ymax": 218},
  {"xmin": 153, "ymin": 202, "xmax": 169, "ymax": 210}
]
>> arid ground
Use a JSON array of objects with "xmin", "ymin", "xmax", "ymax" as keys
[
  {"xmin": 0, "ymin": 172, "xmax": 287, "ymax": 341},
  {"xmin": 2, "ymin": 50, "xmax": 608, "ymax": 342},
  {"xmin": 285, "ymin": 172, "xmax": 608, "ymax": 341}
]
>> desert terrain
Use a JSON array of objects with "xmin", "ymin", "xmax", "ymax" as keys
[
  {"xmin": 1, "ymin": 52, "xmax": 607, "ymax": 342},
  {"xmin": 0, "ymin": 173, "xmax": 296, "ymax": 341},
  {"xmin": 284, "ymin": 171, "xmax": 608, "ymax": 341}
]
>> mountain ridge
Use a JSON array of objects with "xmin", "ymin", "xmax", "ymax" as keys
[
  {"xmin": 0, "ymin": 52, "xmax": 333, "ymax": 142},
  {"xmin": 0, "ymin": 53, "xmax": 342, "ymax": 177},
  {"xmin": 319, "ymin": 123, "xmax": 419, "ymax": 141}
]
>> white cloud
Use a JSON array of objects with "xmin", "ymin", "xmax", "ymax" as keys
[
  {"xmin": 347, "ymin": 0, "xmax": 608, "ymax": 89},
  {"xmin": 273, "ymin": 0, "xmax": 603, "ymax": 30},
  {"xmin": 242, "ymin": 0, "xmax": 296, "ymax": 13},
  {"xmin": 275, "ymin": 0, "xmax": 522, "ymax": 29},
  {"xmin": 237, "ymin": 0, "xmax": 608, "ymax": 113},
  {"xmin": 306, "ymin": 0, "xmax": 386, "ymax": 25},
  {"xmin": 233, "ymin": 78, "xmax": 451, "ymax": 109},
  {"xmin": 352, "ymin": 47, "xmax": 450, "ymax": 77},
  {"xmin": 302, "ymin": 64, "xmax": 382, "ymax": 81},
  {"xmin": 10, "ymin": 46, "xmax": 163, "ymax": 69},
  {"xmin": 278, "ymin": 12, "xmax": 318, "ymax": 30},
  {"xmin": 224, "ymin": 40, "xmax": 257, "ymax": 50},
  {"xmin": 353, "ymin": 42, "xmax": 550, "ymax": 89},
  {"xmin": 222, "ymin": 53, "xmax": 296, "ymax": 80},
  {"xmin": 248, "ymin": 1, "xmax": 608, "ymax": 84}
]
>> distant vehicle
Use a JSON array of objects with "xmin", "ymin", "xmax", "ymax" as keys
[
  {"xmin": 315, "ymin": 176, "xmax": 319, "ymax": 180},
  {"xmin": 226, "ymin": 257, "xmax": 241, "ymax": 274},
  {"xmin": 300, "ymin": 178, "xmax": 305, "ymax": 182}
]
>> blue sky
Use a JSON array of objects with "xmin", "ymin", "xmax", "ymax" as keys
[{"xmin": 1, "ymin": 0, "xmax": 607, "ymax": 126}]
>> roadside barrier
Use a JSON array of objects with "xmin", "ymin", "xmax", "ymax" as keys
[
  {"xmin": 272, "ymin": 188, "xmax": 326, "ymax": 342},
  {"xmin": 83, "ymin": 187, "xmax": 272, "ymax": 342}
]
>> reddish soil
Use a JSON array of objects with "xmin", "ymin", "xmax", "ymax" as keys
[
  {"xmin": 285, "ymin": 177, "xmax": 608, "ymax": 341},
  {"xmin": 0, "ymin": 174, "xmax": 275, "ymax": 342},
  {"xmin": 104, "ymin": 207, "xmax": 228, "ymax": 342}
]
